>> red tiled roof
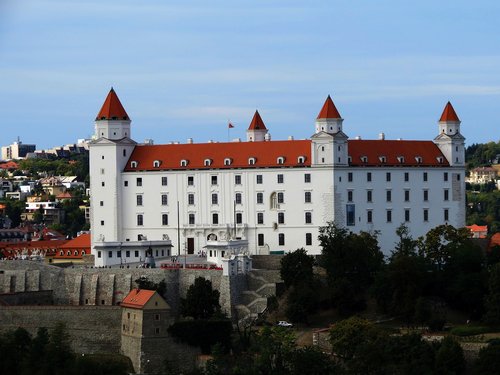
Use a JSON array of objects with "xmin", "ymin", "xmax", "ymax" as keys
[
  {"xmin": 439, "ymin": 102, "xmax": 460, "ymax": 122},
  {"xmin": 124, "ymin": 140, "xmax": 311, "ymax": 171},
  {"xmin": 467, "ymin": 224, "xmax": 488, "ymax": 232},
  {"xmin": 96, "ymin": 88, "xmax": 130, "ymax": 121},
  {"xmin": 248, "ymin": 110, "xmax": 267, "ymax": 130},
  {"xmin": 0, "ymin": 161, "xmax": 19, "ymax": 169},
  {"xmin": 56, "ymin": 191, "xmax": 73, "ymax": 199},
  {"xmin": 317, "ymin": 95, "xmax": 341, "ymax": 119},
  {"xmin": 490, "ymin": 233, "xmax": 500, "ymax": 249},
  {"xmin": 59, "ymin": 233, "xmax": 90, "ymax": 249},
  {"xmin": 124, "ymin": 138, "xmax": 449, "ymax": 171},
  {"xmin": 348, "ymin": 140, "xmax": 449, "ymax": 167},
  {"xmin": 121, "ymin": 289, "xmax": 156, "ymax": 309}
]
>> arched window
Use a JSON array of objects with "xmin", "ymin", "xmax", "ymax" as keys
[
  {"xmin": 153, "ymin": 160, "xmax": 161, "ymax": 168},
  {"xmin": 397, "ymin": 156, "xmax": 405, "ymax": 163},
  {"xmin": 270, "ymin": 192, "xmax": 278, "ymax": 209},
  {"xmin": 415, "ymin": 156, "xmax": 423, "ymax": 164},
  {"xmin": 360, "ymin": 156, "xmax": 368, "ymax": 163},
  {"xmin": 180, "ymin": 159, "xmax": 188, "ymax": 167},
  {"xmin": 224, "ymin": 158, "xmax": 232, "ymax": 166},
  {"xmin": 130, "ymin": 161, "xmax": 138, "ymax": 168},
  {"xmin": 277, "ymin": 156, "xmax": 285, "ymax": 165},
  {"xmin": 379, "ymin": 156, "xmax": 387, "ymax": 163},
  {"xmin": 204, "ymin": 159, "xmax": 212, "ymax": 167},
  {"xmin": 297, "ymin": 156, "xmax": 306, "ymax": 164},
  {"xmin": 248, "ymin": 157, "xmax": 256, "ymax": 165},
  {"xmin": 74, "ymin": 250, "xmax": 78, "ymax": 256}
]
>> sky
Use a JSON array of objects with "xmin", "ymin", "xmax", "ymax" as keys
[{"xmin": 0, "ymin": 0, "xmax": 499, "ymax": 150}]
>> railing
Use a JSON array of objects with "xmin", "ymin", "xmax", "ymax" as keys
[{"xmin": 160, "ymin": 263, "xmax": 222, "ymax": 270}]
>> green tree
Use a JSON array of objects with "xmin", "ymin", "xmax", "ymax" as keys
[
  {"xmin": 181, "ymin": 277, "xmax": 221, "ymax": 319},
  {"xmin": 280, "ymin": 248, "xmax": 314, "ymax": 288},
  {"xmin": 287, "ymin": 346, "xmax": 338, "ymax": 375},
  {"xmin": 319, "ymin": 222, "xmax": 384, "ymax": 316},
  {"xmin": 46, "ymin": 322, "xmax": 75, "ymax": 375},
  {"xmin": 484, "ymin": 263, "xmax": 500, "ymax": 325},
  {"xmin": 435, "ymin": 336, "xmax": 465, "ymax": 375},
  {"xmin": 134, "ymin": 276, "xmax": 167, "ymax": 297},
  {"xmin": 474, "ymin": 340, "xmax": 500, "ymax": 375},
  {"xmin": 254, "ymin": 326, "xmax": 296, "ymax": 375}
]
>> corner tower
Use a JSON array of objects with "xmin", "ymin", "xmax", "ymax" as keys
[
  {"xmin": 246, "ymin": 110, "xmax": 268, "ymax": 142},
  {"xmin": 94, "ymin": 88, "xmax": 131, "ymax": 140},
  {"xmin": 434, "ymin": 101, "xmax": 465, "ymax": 166}
]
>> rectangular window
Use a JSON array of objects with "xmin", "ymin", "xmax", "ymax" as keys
[
  {"xmin": 304, "ymin": 173, "xmax": 311, "ymax": 183},
  {"xmin": 235, "ymin": 193, "xmax": 242, "ymax": 204},
  {"xmin": 346, "ymin": 204, "xmax": 355, "ymax": 226},
  {"xmin": 100, "ymin": 201, "xmax": 103, "ymax": 206},
  {"xmin": 304, "ymin": 191, "xmax": 312, "ymax": 203},
  {"xmin": 277, "ymin": 174, "xmax": 284, "ymax": 184},
  {"xmin": 404, "ymin": 190, "xmax": 410, "ymax": 202},
  {"xmin": 423, "ymin": 172, "xmax": 428, "ymax": 182},
  {"xmin": 258, "ymin": 233, "xmax": 264, "ymax": 246},
  {"xmin": 212, "ymin": 193, "xmax": 218, "ymax": 205},
  {"xmin": 188, "ymin": 176, "xmax": 194, "ymax": 186},
  {"xmin": 135, "ymin": 251, "xmax": 139, "ymax": 258},
  {"xmin": 403, "ymin": 172, "xmax": 408, "ymax": 182},
  {"xmin": 136, "ymin": 195, "xmax": 143, "ymax": 206},
  {"xmin": 277, "ymin": 192, "xmax": 284, "ymax": 204},
  {"xmin": 444, "ymin": 172, "xmax": 448, "ymax": 182},
  {"xmin": 211, "ymin": 175, "xmax": 218, "ymax": 185},
  {"xmin": 444, "ymin": 209, "xmax": 449, "ymax": 221},
  {"xmin": 423, "ymin": 190, "xmax": 429, "ymax": 201},
  {"xmin": 278, "ymin": 212, "xmax": 285, "ymax": 224},
  {"xmin": 367, "ymin": 210, "xmax": 373, "ymax": 223},
  {"xmin": 189, "ymin": 213, "xmax": 195, "ymax": 225},
  {"xmin": 101, "ymin": 181, "xmax": 105, "ymax": 187},
  {"xmin": 236, "ymin": 212, "xmax": 242, "ymax": 224},
  {"xmin": 257, "ymin": 192, "xmax": 263, "ymax": 204},
  {"xmin": 347, "ymin": 190, "xmax": 353, "ymax": 202},
  {"xmin": 124, "ymin": 181, "xmax": 128, "ymax": 187},
  {"xmin": 136, "ymin": 178, "xmax": 142, "ymax": 187},
  {"xmin": 161, "ymin": 194, "xmax": 168, "ymax": 205},
  {"xmin": 97, "ymin": 251, "xmax": 101, "ymax": 258},
  {"xmin": 386, "ymin": 190, "xmax": 392, "ymax": 202},
  {"xmin": 444, "ymin": 189, "xmax": 449, "ymax": 201},
  {"xmin": 386, "ymin": 172, "xmax": 391, "ymax": 182},
  {"xmin": 367, "ymin": 190, "xmax": 372, "ymax": 203},
  {"xmin": 101, "ymin": 220, "xmax": 104, "ymax": 226},
  {"xmin": 162, "ymin": 214, "xmax": 168, "ymax": 225},
  {"xmin": 367, "ymin": 172, "xmax": 372, "ymax": 182},
  {"xmin": 348, "ymin": 172, "xmax": 353, "ymax": 182},
  {"xmin": 257, "ymin": 175, "xmax": 263, "ymax": 184},
  {"xmin": 279, "ymin": 233, "xmax": 285, "ymax": 246},
  {"xmin": 423, "ymin": 209, "xmax": 429, "ymax": 222},
  {"xmin": 257, "ymin": 212, "xmax": 264, "ymax": 224},
  {"xmin": 235, "ymin": 175, "xmax": 242, "ymax": 185},
  {"xmin": 386, "ymin": 210, "xmax": 392, "ymax": 223},
  {"xmin": 126, "ymin": 250, "xmax": 130, "ymax": 258},
  {"xmin": 188, "ymin": 193, "xmax": 195, "ymax": 205},
  {"xmin": 306, "ymin": 233, "xmax": 312, "ymax": 246},
  {"xmin": 117, "ymin": 250, "xmax": 121, "ymax": 258},
  {"xmin": 108, "ymin": 251, "xmax": 112, "ymax": 258},
  {"xmin": 100, "ymin": 168, "xmax": 105, "ymax": 174},
  {"xmin": 161, "ymin": 177, "xmax": 168, "ymax": 186},
  {"xmin": 212, "ymin": 213, "xmax": 219, "ymax": 225},
  {"xmin": 305, "ymin": 211, "xmax": 312, "ymax": 224},
  {"xmin": 405, "ymin": 209, "xmax": 410, "ymax": 222},
  {"xmin": 137, "ymin": 214, "xmax": 143, "ymax": 226}
]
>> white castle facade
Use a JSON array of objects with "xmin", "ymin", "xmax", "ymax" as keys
[{"xmin": 89, "ymin": 89, "xmax": 466, "ymax": 266}]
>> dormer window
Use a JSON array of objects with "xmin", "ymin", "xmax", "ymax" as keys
[
  {"xmin": 130, "ymin": 161, "xmax": 138, "ymax": 168},
  {"xmin": 297, "ymin": 156, "xmax": 306, "ymax": 164},
  {"xmin": 224, "ymin": 158, "xmax": 232, "ymax": 166},
  {"xmin": 379, "ymin": 156, "xmax": 387, "ymax": 163},
  {"xmin": 180, "ymin": 159, "xmax": 188, "ymax": 167},
  {"xmin": 277, "ymin": 156, "xmax": 285, "ymax": 165},
  {"xmin": 204, "ymin": 159, "xmax": 212, "ymax": 167},
  {"xmin": 415, "ymin": 156, "xmax": 423, "ymax": 164},
  {"xmin": 248, "ymin": 157, "xmax": 256, "ymax": 165},
  {"xmin": 153, "ymin": 160, "xmax": 161, "ymax": 168},
  {"xmin": 397, "ymin": 156, "xmax": 405, "ymax": 164},
  {"xmin": 360, "ymin": 156, "xmax": 368, "ymax": 163}
]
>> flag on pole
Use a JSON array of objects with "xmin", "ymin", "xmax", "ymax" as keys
[{"xmin": 228, "ymin": 121, "xmax": 234, "ymax": 128}]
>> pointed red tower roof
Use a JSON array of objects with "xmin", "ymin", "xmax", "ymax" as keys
[
  {"xmin": 248, "ymin": 110, "xmax": 267, "ymax": 130},
  {"xmin": 95, "ymin": 88, "xmax": 130, "ymax": 121},
  {"xmin": 439, "ymin": 101, "xmax": 460, "ymax": 122},
  {"xmin": 317, "ymin": 95, "xmax": 341, "ymax": 119}
]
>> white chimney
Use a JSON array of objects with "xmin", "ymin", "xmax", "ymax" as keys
[
  {"xmin": 288, "ymin": 136, "xmax": 294, "ymax": 140},
  {"xmin": 355, "ymin": 136, "xmax": 361, "ymax": 140},
  {"xmin": 264, "ymin": 133, "xmax": 271, "ymax": 141},
  {"xmin": 378, "ymin": 133, "xmax": 385, "ymax": 140},
  {"xmin": 187, "ymin": 138, "xmax": 193, "ymax": 144}
]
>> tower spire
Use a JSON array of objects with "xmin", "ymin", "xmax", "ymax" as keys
[{"xmin": 96, "ymin": 88, "xmax": 130, "ymax": 121}]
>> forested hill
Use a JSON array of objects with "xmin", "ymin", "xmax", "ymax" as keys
[{"xmin": 466, "ymin": 140, "xmax": 500, "ymax": 168}]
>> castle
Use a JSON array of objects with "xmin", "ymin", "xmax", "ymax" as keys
[{"xmin": 89, "ymin": 89, "xmax": 466, "ymax": 266}]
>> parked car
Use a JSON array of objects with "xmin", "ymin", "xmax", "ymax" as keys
[{"xmin": 277, "ymin": 321, "xmax": 293, "ymax": 327}]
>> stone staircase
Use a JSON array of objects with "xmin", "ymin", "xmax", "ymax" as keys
[{"xmin": 234, "ymin": 270, "xmax": 282, "ymax": 324}]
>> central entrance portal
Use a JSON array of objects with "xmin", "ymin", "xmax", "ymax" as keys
[{"xmin": 187, "ymin": 238, "xmax": 194, "ymax": 254}]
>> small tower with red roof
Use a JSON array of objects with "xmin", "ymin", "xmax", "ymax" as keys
[
  {"xmin": 315, "ymin": 95, "xmax": 343, "ymax": 134},
  {"xmin": 434, "ymin": 101, "xmax": 465, "ymax": 167},
  {"xmin": 246, "ymin": 110, "xmax": 269, "ymax": 142},
  {"xmin": 94, "ymin": 88, "xmax": 132, "ymax": 141}
]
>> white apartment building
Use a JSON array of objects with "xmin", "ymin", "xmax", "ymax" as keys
[{"xmin": 89, "ymin": 89, "xmax": 466, "ymax": 266}]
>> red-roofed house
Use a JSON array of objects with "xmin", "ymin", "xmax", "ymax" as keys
[
  {"xmin": 52, "ymin": 233, "xmax": 91, "ymax": 263},
  {"xmin": 89, "ymin": 90, "xmax": 466, "ymax": 265},
  {"xmin": 467, "ymin": 224, "xmax": 488, "ymax": 239},
  {"xmin": 490, "ymin": 233, "xmax": 500, "ymax": 250}
]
